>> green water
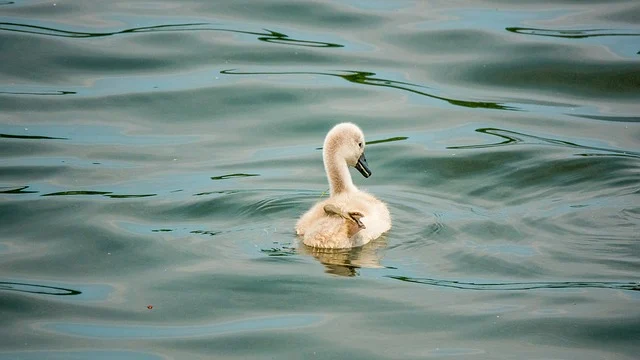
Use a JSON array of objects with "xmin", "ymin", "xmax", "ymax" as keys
[{"xmin": 1, "ymin": 1, "xmax": 639, "ymax": 359}]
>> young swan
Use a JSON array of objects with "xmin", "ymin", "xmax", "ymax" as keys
[{"xmin": 296, "ymin": 123, "xmax": 391, "ymax": 248}]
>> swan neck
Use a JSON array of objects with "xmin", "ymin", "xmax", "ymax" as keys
[{"xmin": 324, "ymin": 148, "xmax": 357, "ymax": 196}]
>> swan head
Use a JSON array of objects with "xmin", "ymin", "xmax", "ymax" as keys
[{"xmin": 324, "ymin": 122, "xmax": 371, "ymax": 178}]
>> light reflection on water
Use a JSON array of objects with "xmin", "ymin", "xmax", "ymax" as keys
[
  {"xmin": 0, "ymin": 350, "xmax": 164, "ymax": 360},
  {"xmin": 43, "ymin": 314, "xmax": 326, "ymax": 339}
]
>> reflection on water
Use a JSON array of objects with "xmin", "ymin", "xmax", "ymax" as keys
[
  {"xmin": 506, "ymin": 27, "xmax": 640, "ymax": 39},
  {"xmin": 0, "ymin": 133, "xmax": 68, "ymax": 140},
  {"xmin": 0, "ymin": 186, "xmax": 38, "ymax": 194},
  {"xmin": 366, "ymin": 136, "xmax": 408, "ymax": 146},
  {"xmin": 448, "ymin": 127, "xmax": 640, "ymax": 158},
  {"xmin": 0, "ymin": 89, "xmax": 76, "ymax": 96},
  {"xmin": 260, "ymin": 237, "xmax": 388, "ymax": 276},
  {"xmin": 210, "ymin": 173, "xmax": 260, "ymax": 180},
  {"xmin": 0, "ymin": 280, "xmax": 114, "ymax": 302},
  {"xmin": 0, "ymin": 281, "xmax": 81, "ymax": 296},
  {"xmin": 221, "ymin": 69, "xmax": 516, "ymax": 110},
  {"xmin": 298, "ymin": 238, "xmax": 388, "ymax": 277},
  {"xmin": 0, "ymin": 21, "xmax": 343, "ymax": 47},
  {"xmin": 388, "ymin": 276, "xmax": 640, "ymax": 292},
  {"xmin": 41, "ymin": 190, "xmax": 157, "ymax": 198}
]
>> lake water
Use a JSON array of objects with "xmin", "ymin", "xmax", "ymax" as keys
[{"xmin": 1, "ymin": 0, "xmax": 639, "ymax": 359}]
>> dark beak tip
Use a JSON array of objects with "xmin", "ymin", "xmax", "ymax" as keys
[{"xmin": 355, "ymin": 153, "xmax": 372, "ymax": 178}]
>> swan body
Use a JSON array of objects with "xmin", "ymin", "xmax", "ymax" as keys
[{"xmin": 296, "ymin": 123, "xmax": 391, "ymax": 248}]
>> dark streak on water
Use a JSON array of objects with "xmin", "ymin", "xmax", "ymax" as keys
[
  {"xmin": 0, "ymin": 21, "xmax": 344, "ymax": 48},
  {"xmin": 0, "ymin": 281, "xmax": 82, "ymax": 296},
  {"xmin": 388, "ymin": 276, "xmax": 640, "ymax": 291},
  {"xmin": 211, "ymin": 173, "xmax": 260, "ymax": 180},
  {"xmin": 0, "ymin": 133, "xmax": 68, "ymax": 140},
  {"xmin": 221, "ymin": 69, "xmax": 517, "ymax": 110},
  {"xmin": 506, "ymin": 27, "xmax": 640, "ymax": 39}
]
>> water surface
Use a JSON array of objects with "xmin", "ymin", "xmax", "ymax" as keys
[{"xmin": 1, "ymin": 0, "xmax": 639, "ymax": 359}]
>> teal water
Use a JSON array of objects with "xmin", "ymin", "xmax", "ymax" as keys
[{"xmin": 1, "ymin": 0, "xmax": 639, "ymax": 358}]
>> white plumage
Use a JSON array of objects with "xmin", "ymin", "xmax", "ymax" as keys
[{"xmin": 296, "ymin": 123, "xmax": 391, "ymax": 248}]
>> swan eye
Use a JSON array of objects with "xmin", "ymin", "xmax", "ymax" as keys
[{"xmin": 358, "ymin": 142, "xmax": 362, "ymax": 148}]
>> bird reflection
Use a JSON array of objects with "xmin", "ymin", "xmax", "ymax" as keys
[{"xmin": 298, "ymin": 237, "xmax": 388, "ymax": 277}]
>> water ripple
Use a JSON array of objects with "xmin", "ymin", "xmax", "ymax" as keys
[
  {"xmin": 387, "ymin": 276, "xmax": 640, "ymax": 292},
  {"xmin": 572, "ymin": 114, "xmax": 640, "ymax": 123},
  {"xmin": 0, "ymin": 133, "xmax": 68, "ymax": 140},
  {"xmin": 447, "ymin": 127, "xmax": 640, "ymax": 158},
  {"xmin": 41, "ymin": 190, "xmax": 157, "ymax": 198},
  {"xmin": 0, "ymin": 89, "xmax": 76, "ymax": 96},
  {"xmin": 1, "ymin": 1, "xmax": 638, "ymax": 358},
  {"xmin": 220, "ymin": 69, "xmax": 517, "ymax": 111},
  {"xmin": 0, "ymin": 281, "xmax": 81, "ymax": 296},
  {"xmin": 506, "ymin": 27, "xmax": 640, "ymax": 39},
  {"xmin": 210, "ymin": 173, "xmax": 260, "ymax": 181},
  {"xmin": 0, "ymin": 21, "xmax": 343, "ymax": 47},
  {"xmin": 366, "ymin": 136, "xmax": 408, "ymax": 146},
  {"xmin": 0, "ymin": 186, "xmax": 38, "ymax": 194}
]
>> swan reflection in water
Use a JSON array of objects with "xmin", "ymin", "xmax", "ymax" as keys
[{"xmin": 298, "ymin": 237, "xmax": 388, "ymax": 277}]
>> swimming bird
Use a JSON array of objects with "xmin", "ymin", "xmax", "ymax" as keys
[{"xmin": 296, "ymin": 123, "xmax": 391, "ymax": 248}]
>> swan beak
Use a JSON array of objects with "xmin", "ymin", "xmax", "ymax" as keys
[{"xmin": 355, "ymin": 152, "xmax": 371, "ymax": 178}]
